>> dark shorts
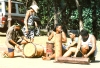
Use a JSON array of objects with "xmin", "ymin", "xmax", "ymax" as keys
[
  {"xmin": 8, "ymin": 39, "xmax": 22, "ymax": 52},
  {"xmin": 8, "ymin": 48, "xmax": 14, "ymax": 52},
  {"xmin": 76, "ymin": 46, "xmax": 94, "ymax": 58}
]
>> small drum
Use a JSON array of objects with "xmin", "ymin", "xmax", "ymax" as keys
[
  {"xmin": 46, "ymin": 41, "xmax": 54, "ymax": 57},
  {"xmin": 23, "ymin": 43, "xmax": 44, "ymax": 58}
]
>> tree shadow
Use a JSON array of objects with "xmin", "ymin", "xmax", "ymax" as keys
[
  {"xmin": 0, "ymin": 32, "xmax": 6, "ymax": 37},
  {"xmin": 91, "ymin": 60, "xmax": 100, "ymax": 63},
  {"xmin": 14, "ymin": 55, "xmax": 25, "ymax": 58},
  {"xmin": 14, "ymin": 55, "xmax": 42, "ymax": 58}
]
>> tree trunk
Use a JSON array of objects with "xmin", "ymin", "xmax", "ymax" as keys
[
  {"xmin": 92, "ymin": 0, "xmax": 97, "ymax": 39},
  {"xmin": 54, "ymin": 0, "xmax": 58, "ymax": 27},
  {"xmin": 75, "ymin": 0, "xmax": 83, "ymax": 31},
  {"xmin": 8, "ymin": 0, "xmax": 12, "ymax": 28},
  {"xmin": 61, "ymin": 3, "xmax": 68, "ymax": 34},
  {"xmin": 79, "ymin": 20, "xmax": 83, "ymax": 31}
]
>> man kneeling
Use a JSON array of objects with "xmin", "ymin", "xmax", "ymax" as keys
[{"xmin": 3, "ymin": 23, "xmax": 30, "ymax": 58}]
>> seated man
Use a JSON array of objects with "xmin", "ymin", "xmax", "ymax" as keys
[
  {"xmin": 3, "ymin": 23, "xmax": 30, "ymax": 58},
  {"xmin": 42, "ymin": 24, "xmax": 67, "ymax": 60},
  {"xmin": 73, "ymin": 29, "xmax": 97, "ymax": 62},
  {"xmin": 63, "ymin": 30, "xmax": 78, "ymax": 57}
]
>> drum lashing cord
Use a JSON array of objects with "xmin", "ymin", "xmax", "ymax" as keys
[{"xmin": 31, "ymin": 43, "xmax": 37, "ymax": 56}]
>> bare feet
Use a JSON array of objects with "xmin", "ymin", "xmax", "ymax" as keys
[
  {"xmin": 21, "ymin": 54, "xmax": 26, "ymax": 58},
  {"xmin": 2, "ymin": 52, "xmax": 9, "ymax": 58},
  {"xmin": 42, "ymin": 56, "xmax": 51, "ymax": 60}
]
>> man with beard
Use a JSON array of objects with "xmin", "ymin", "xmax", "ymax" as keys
[
  {"xmin": 73, "ymin": 29, "xmax": 97, "ymax": 62},
  {"xmin": 3, "ymin": 23, "xmax": 30, "ymax": 58}
]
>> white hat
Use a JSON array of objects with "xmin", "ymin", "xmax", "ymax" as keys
[{"xmin": 30, "ymin": 5, "xmax": 39, "ymax": 13}]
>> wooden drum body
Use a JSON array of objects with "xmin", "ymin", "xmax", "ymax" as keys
[
  {"xmin": 23, "ymin": 43, "xmax": 44, "ymax": 58},
  {"xmin": 46, "ymin": 41, "xmax": 54, "ymax": 57}
]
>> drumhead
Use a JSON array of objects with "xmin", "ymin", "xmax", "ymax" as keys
[{"xmin": 23, "ymin": 43, "xmax": 36, "ymax": 58}]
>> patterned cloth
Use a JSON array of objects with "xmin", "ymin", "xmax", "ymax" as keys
[
  {"xmin": 22, "ymin": 26, "xmax": 34, "ymax": 39},
  {"xmin": 22, "ymin": 13, "xmax": 40, "ymax": 39},
  {"xmin": 22, "ymin": 14, "xmax": 37, "ymax": 39}
]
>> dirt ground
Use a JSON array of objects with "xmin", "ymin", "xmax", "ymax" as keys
[{"xmin": 0, "ymin": 35, "xmax": 100, "ymax": 68}]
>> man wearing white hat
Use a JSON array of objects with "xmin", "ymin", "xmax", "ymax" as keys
[
  {"xmin": 22, "ymin": 5, "xmax": 39, "ymax": 42},
  {"xmin": 30, "ymin": 5, "xmax": 39, "ymax": 13}
]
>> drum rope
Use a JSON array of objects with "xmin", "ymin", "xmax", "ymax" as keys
[{"xmin": 31, "ymin": 43, "xmax": 37, "ymax": 56}]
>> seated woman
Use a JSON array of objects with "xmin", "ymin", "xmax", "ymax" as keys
[
  {"xmin": 63, "ymin": 30, "xmax": 78, "ymax": 57},
  {"xmin": 42, "ymin": 24, "xmax": 67, "ymax": 60}
]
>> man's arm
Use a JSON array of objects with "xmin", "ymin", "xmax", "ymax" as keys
[
  {"xmin": 9, "ymin": 39, "xmax": 22, "ymax": 51},
  {"xmin": 9, "ymin": 39, "xmax": 17, "ymax": 45},
  {"xmin": 62, "ymin": 31, "xmax": 67, "ymax": 43},
  {"xmin": 74, "ymin": 36, "xmax": 81, "ymax": 57},
  {"xmin": 86, "ymin": 35, "xmax": 96, "ymax": 57},
  {"xmin": 24, "ymin": 11, "xmax": 30, "ymax": 32},
  {"xmin": 35, "ymin": 21, "xmax": 38, "ymax": 27},
  {"xmin": 69, "ymin": 41, "xmax": 77, "ymax": 47},
  {"xmin": 22, "ymin": 36, "xmax": 30, "ymax": 43},
  {"xmin": 48, "ymin": 31, "xmax": 54, "ymax": 41},
  {"xmin": 68, "ymin": 38, "xmax": 78, "ymax": 47},
  {"xmin": 8, "ymin": 35, "xmax": 21, "ymax": 51}
]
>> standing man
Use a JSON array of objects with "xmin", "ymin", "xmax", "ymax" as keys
[
  {"xmin": 63, "ymin": 30, "xmax": 78, "ymax": 57},
  {"xmin": 22, "ymin": 4, "xmax": 40, "ymax": 42},
  {"xmin": 4, "ymin": 23, "xmax": 30, "ymax": 58},
  {"xmin": 73, "ymin": 29, "xmax": 97, "ymax": 62}
]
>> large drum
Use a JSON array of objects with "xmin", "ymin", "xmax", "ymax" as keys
[
  {"xmin": 23, "ymin": 43, "xmax": 44, "ymax": 58},
  {"xmin": 46, "ymin": 41, "xmax": 54, "ymax": 57}
]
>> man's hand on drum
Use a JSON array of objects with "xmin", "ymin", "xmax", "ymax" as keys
[
  {"xmin": 16, "ymin": 44, "xmax": 22, "ymax": 52},
  {"xmin": 23, "ymin": 37, "xmax": 31, "ymax": 43},
  {"xmin": 27, "ymin": 39, "xmax": 31, "ymax": 43}
]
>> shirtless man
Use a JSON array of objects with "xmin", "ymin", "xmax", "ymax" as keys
[{"xmin": 42, "ymin": 24, "xmax": 67, "ymax": 60}]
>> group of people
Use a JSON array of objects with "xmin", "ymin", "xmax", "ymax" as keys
[
  {"xmin": 63, "ymin": 28, "xmax": 97, "ymax": 61},
  {"xmin": 3, "ymin": 4, "xmax": 39, "ymax": 58},
  {"xmin": 3, "ymin": 4, "xmax": 97, "ymax": 62},
  {"xmin": 42, "ymin": 24, "xmax": 97, "ymax": 62}
]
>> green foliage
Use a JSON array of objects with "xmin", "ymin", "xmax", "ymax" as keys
[
  {"xmin": 12, "ymin": 0, "xmax": 100, "ymax": 39},
  {"xmin": 81, "ymin": 0, "xmax": 100, "ymax": 39},
  {"xmin": 82, "ymin": 8, "xmax": 93, "ymax": 34},
  {"xmin": 70, "ymin": 10, "xmax": 78, "ymax": 20},
  {"xmin": 37, "ymin": 0, "xmax": 54, "ymax": 25},
  {"xmin": 67, "ymin": 9, "xmax": 79, "ymax": 30},
  {"xmin": 96, "ymin": 3, "xmax": 100, "ymax": 39}
]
